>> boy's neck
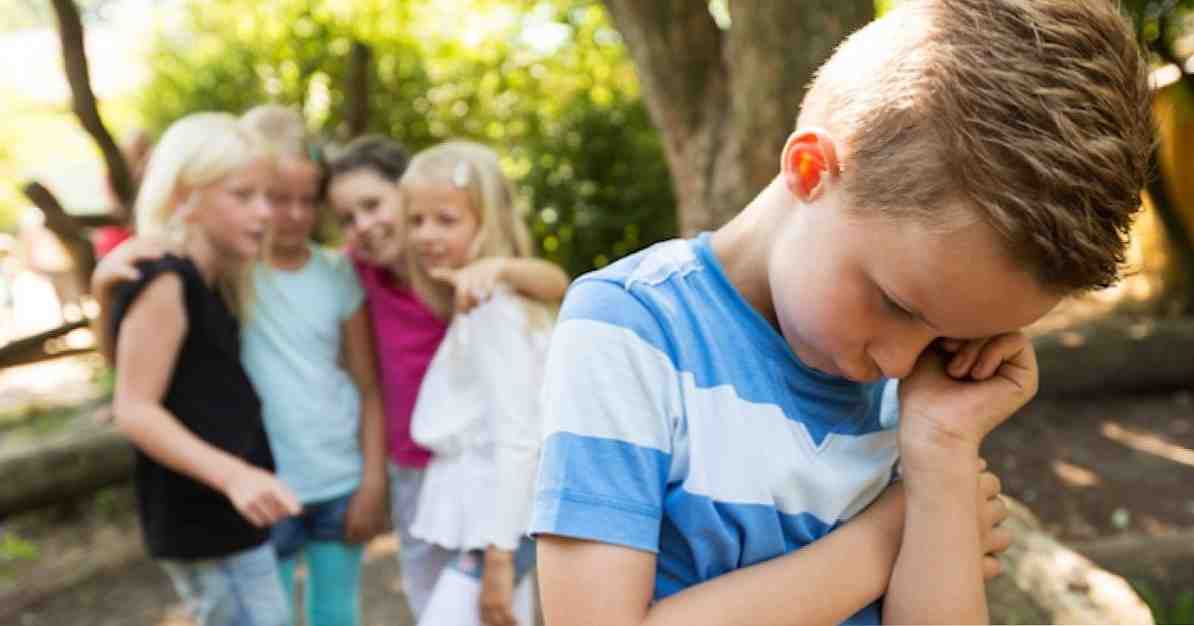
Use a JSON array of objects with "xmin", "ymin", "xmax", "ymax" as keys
[{"xmin": 710, "ymin": 178, "xmax": 791, "ymax": 329}]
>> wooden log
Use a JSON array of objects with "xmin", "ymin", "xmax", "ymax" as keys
[
  {"xmin": 0, "ymin": 419, "xmax": 133, "ymax": 518},
  {"xmin": 988, "ymin": 498, "xmax": 1155, "ymax": 625},
  {"xmin": 1034, "ymin": 317, "xmax": 1194, "ymax": 398}
]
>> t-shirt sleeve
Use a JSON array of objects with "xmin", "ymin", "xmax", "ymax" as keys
[
  {"xmin": 109, "ymin": 256, "xmax": 189, "ymax": 344},
  {"xmin": 530, "ymin": 278, "xmax": 680, "ymax": 554}
]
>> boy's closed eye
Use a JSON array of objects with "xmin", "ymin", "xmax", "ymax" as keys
[{"xmin": 879, "ymin": 288, "xmax": 916, "ymax": 320}]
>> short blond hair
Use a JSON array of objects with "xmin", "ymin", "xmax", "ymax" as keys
[
  {"xmin": 135, "ymin": 112, "xmax": 268, "ymax": 317},
  {"xmin": 803, "ymin": 0, "xmax": 1153, "ymax": 293}
]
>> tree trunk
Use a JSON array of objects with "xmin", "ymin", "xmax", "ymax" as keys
[
  {"xmin": 48, "ymin": 0, "xmax": 134, "ymax": 220},
  {"xmin": 601, "ymin": 1, "xmax": 873, "ymax": 234},
  {"xmin": 344, "ymin": 40, "xmax": 372, "ymax": 140}
]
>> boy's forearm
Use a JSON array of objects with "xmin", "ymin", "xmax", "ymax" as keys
[
  {"xmin": 544, "ymin": 485, "xmax": 905, "ymax": 626},
  {"xmin": 884, "ymin": 453, "xmax": 988, "ymax": 625},
  {"xmin": 647, "ymin": 511, "xmax": 899, "ymax": 626}
]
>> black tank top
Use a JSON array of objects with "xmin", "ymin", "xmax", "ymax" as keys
[{"xmin": 110, "ymin": 255, "xmax": 274, "ymax": 560}]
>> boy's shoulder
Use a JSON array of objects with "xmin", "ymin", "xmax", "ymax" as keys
[{"xmin": 576, "ymin": 237, "xmax": 703, "ymax": 293}]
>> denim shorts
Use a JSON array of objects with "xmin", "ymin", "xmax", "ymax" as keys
[
  {"xmin": 160, "ymin": 541, "xmax": 290, "ymax": 626},
  {"xmin": 271, "ymin": 491, "xmax": 354, "ymax": 560}
]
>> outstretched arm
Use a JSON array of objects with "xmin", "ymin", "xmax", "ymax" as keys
[{"xmin": 432, "ymin": 256, "xmax": 570, "ymax": 312}]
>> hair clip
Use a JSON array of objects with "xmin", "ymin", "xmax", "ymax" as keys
[{"xmin": 452, "ymin": 161, "xmax": 470, "ymax": 188}]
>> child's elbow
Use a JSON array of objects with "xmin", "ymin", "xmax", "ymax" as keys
[{"xmin": 109, "ymin": 393, "xmax": 145, "ymax": 435}]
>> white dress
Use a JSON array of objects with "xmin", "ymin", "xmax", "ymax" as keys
[{"xmin": 409, "ymin": 291, "xmax": 551, "ymax": 551}]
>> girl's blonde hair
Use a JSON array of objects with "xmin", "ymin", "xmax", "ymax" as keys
[
  {"xmin": 238, "ymin": 104, "xmax": 332, "ymax": 255},
  {"xmin": 240, "ymin": 104, "xmax": 309, "ymax": 161},
  {"xmin": 134, "ymin": 111, "xmax": 270, "ymax": 319},
  {"xmin": 400, "ymin": 140, "xmax": 549, "ymax": 326}
]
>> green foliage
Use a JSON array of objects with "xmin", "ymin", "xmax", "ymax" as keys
[
  {"xmin": 0, "ymin": 143, "xmax": 21, "ymax": 233},
  {"xmin": 1122, "ymin": 0, "xmax": 1194, "ymax": 51},
  {"xmin": 1133, "ymin": 579, "xmax": 1194, "ymax": 625},
  {"xmin": 136, "ymin": 0, "xmax": 676, "ymax": 276},
  {"xmin": 0, "ymin": 531, "xmax": 38, "ymax": 564}
]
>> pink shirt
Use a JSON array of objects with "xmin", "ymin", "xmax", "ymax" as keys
[{"xmin": 354, "ymin": 259, "xmax": 447, "ymax": 469}]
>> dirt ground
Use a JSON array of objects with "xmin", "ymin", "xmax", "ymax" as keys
[{"xmin": 0, "ymin": 390, "xmax": 1187, "ymax": 625}]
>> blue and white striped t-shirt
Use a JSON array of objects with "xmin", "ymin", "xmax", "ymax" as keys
[{"xmin": 530, "ymin": 233, "xmax": 901, "ymax": 625}]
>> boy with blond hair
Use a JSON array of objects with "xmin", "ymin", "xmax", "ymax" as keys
[{"xmin": 530, "ymin": 1, "xmax": 1153, "ymax": 624}]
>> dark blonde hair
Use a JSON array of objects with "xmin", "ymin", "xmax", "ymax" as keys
[{"xmin": 803, "ymin": 0, "xmax": 1153, "ymax": 293}]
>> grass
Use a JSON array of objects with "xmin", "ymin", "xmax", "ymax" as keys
[{"xmin": 1133, "ymin": 579, "xmax": 1194, "ymax": 625}]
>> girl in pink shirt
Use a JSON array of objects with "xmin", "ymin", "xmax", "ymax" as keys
[{"xmin": 323, "ymin": 135, "xmax": 568, "ymax": 620}]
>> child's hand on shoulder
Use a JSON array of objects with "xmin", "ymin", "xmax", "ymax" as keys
[
  {"xmin": 897, "ymin": 332, "xmax": 1038, "ymax": 471},
  {"xmin": 430, "ymin": 258, "xmax": 508, "ymax": 313},
  {"xmin": 92, "ymin": 237, "xmax": 168, "ymax": 292},
  {"xmin": 222, "ymin": 463, "xmax": 301, "ymax": 527}
]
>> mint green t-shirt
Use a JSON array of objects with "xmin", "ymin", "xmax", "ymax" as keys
[{"xmin": 241, "ymin": 244, "xmax": 366, "ymax": 503}]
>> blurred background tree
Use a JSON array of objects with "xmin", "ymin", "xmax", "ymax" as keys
[
  {"xmin": 134, "ymin": 0, "xmax": 675, "ymax": 278},
  {"xmin": 1128, "ymin": 0, "xmax": 1194, "ymax": 311}
]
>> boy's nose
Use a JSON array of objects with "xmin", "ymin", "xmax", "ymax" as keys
[{"xmin": 875, "ymin": 333, "xmax": 935, "ymax": 380}]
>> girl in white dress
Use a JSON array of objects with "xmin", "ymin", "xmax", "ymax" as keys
[{"xmin": 403, "ymin": 140, "xmax": 555, "ymax": 626}]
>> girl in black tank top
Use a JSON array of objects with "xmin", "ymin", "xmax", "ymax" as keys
[{"xmin": 101, "ymin": 113, "xmax": 299, "ymax": 626}]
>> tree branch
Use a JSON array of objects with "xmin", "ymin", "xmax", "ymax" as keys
[
  {"xmin": 49, "ymin": 0, "xmax": 133, "ymax": 221},
  {"xmin": 22, "ymin": 181, "xmax": 98, "ymax": 293}
]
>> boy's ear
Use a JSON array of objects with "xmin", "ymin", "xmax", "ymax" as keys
[{"xmin": 781, "ymin": 128, "xmax": 840, "ymax": 202}]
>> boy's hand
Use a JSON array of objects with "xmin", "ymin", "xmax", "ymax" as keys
[
  {"xmin": 480, "ymin": 547, "xmax": 517, "ymax": 626},
  {"xmin": 92, "ymin": 237, "xmax": 167, "ymax": 293},
  {"xmin": 978, "ymin": 459, "xmax": 1012, "ymax": 579},
  {"xmin": 898, "ymin": 332, "xmax": 1038, "ymax": 470},
  {"xmin": 343, "ymin": 480, "xmax": 388, "ymax": 544},
  {"xmin": 223, "ymin": 463, "xmax": 302, "ymax": 527},
  {"xmin": 429, "ymin": 258, "xmax": 507, "ymax": 312}
]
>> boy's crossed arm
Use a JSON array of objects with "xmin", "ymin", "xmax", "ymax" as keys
[
  {"xmin": 539, "ymin": 467, "xmax": 1007, "ymax": 626},
  {"xmin": 884, "ymin": 333, "xmax": 1035, "ymax": 625}
]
